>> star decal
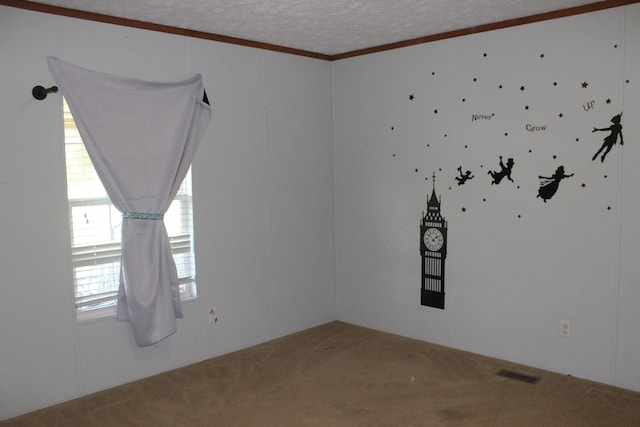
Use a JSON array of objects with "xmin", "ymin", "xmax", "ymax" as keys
[
  {"xmin": 606, "ymin": 98, "xmax": 611, "ymax": 104},
  {"xmin": 409, "ymin": 94, "xmax": 414, "ymax": 100},
  {"xmin": 581, "ymin": 81, "xmax": 589, "ymax": 88}
]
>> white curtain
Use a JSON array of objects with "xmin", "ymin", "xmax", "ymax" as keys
[{"xmin": 48, "ymin": 57, "xmax": 211, "ymax": 346}]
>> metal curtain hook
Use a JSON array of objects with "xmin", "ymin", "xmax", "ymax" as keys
[{"xmin": 32, "ymin": 85, "xmax": 58, "ymax": 100}]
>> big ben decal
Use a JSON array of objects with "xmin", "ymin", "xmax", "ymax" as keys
[{"xmin": 420, "ymin": 173, "xmax": 447, "ymax": 309}]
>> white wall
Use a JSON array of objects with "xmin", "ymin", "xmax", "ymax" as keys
[
  {"xmin": 0, "ymin": 6, "xmax": 335, "ymax": 420},
  {"xmin": 2, "ymin": 2, "xmax": 639, "ymax": 421},
  {"xmin": 333, "ymin": 4, "xmax": 640, "ymax": 391}
]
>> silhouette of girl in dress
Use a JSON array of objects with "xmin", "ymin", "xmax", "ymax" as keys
[
  {"xmin": 592, "ymin": 113, "xmax": 623, "ymax": 163},
  {"xmin": 537, "ymin": 165, "xmax": 573, "ymax": 203},
  {"xmin": 488, "ymin": 156, "xmax": 514, "ymax": 185}
]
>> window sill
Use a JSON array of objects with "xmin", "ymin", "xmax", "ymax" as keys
[{"xmin": 76, "ymin": 296, "xmax": 198, "ymax": 325}]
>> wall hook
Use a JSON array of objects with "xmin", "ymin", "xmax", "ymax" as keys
[{"xmin": 32, "ymin": 85, "xmax": 58, "ymax": 100}]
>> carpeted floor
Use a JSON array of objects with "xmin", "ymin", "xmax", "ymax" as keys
[{"xmin": 3, "ymin": 321, "xmax": 640, "ymax": 426}]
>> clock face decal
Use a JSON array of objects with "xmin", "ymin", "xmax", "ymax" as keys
[{"xmin": 424, "ymin": 227, "xmax": 444, "ymax": 251}]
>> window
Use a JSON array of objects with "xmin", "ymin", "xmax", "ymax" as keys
[{"xmin": 63, "ymin": 99, "xmax": 197, "ymax": 319}]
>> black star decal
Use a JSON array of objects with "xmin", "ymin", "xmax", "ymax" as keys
[
  {"xmin": 461, "ymin": 207, "xmax": 467, "ymax": 212},
  {"xmin": 559, "ymin": 113, "xmax": 564, "ymax": 118},
  {"xmin": 606, "ymin": 98, "xmax": 612, "ymax": 104},
  {"xmin": 520, "ymin": 86, "xmax": 525, "ymax": 91},
  {"xmin": 581, "ymin": 81, "xmax": 589, "ymax": 88},
  {"xmin": 409, "ymin": 94, "xmax": 414, "ymax": 100}
]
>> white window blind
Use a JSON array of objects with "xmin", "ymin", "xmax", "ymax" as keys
[{"xmin": 63, "ymin": 99, "xmax": 197, "ymax": 316}]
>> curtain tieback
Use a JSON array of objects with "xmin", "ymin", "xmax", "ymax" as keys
[{"xmin": 122, "ymin": 212, "xmax": 164, "ymax": 220}]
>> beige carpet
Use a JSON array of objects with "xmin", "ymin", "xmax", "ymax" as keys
[{"xmin": 3, "ymin": 321, "xmax": 640, "ymax": 426}]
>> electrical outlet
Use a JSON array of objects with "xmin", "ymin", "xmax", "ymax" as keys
[
  {"xmin": 560, "ymin": 320, "xmax": 571, "ymax": 337},
  {"xmin": 209, "ymin": 307, "xmax": 219, "ymax": 324}
]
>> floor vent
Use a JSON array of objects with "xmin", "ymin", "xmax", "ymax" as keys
[{"xmin": 496, "ymin": 369, "xmax": 541, "ymax": 384}]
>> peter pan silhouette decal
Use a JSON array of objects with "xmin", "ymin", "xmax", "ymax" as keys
[{"xmin": 592, "ymin": 113, "xmax": 623, "ymax": 163}]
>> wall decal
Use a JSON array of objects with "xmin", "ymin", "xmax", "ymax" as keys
[
  {"xmin": 382, "ymin": 35, "xmax": 629, "ymax": 256},
  {"xmin": 420, "ymin": 174, "xmax": 448, "ymax": 310},
  {"xmin": 455, "ymin": 166, "xmax": 474, "ymax": 185},
  {"xmin": 592, "ymin": 113, "xmax": 624, "ymax": 163},
  {"xmin": 488, "ymin": 156, "xmax": 515, "ymax": 185},
  {"xmin": 472, "ymin": 114, "xmax": 493, "ymax": 121},
  {"xmin": 537, "ymin": 166, "xmax": 574, "ymax": 203},
  {"xmin": 526, "ymin": 124, "xmax": 547, "ymax": 132}
]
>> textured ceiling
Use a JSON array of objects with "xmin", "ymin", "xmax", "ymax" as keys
[{"xmin": 32, "ymin": 0, "xmax": 603, "ymax": 56}]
